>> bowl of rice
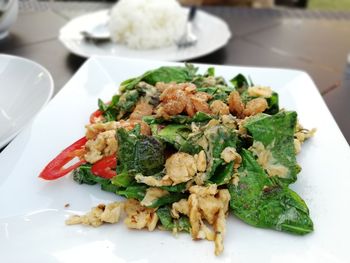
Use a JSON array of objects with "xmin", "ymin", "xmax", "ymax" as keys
[{"xmin": 108, "ymin": 0, "xmax": 187, "ymax": 50}]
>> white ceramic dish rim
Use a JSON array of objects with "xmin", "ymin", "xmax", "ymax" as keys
[{"xmin": 0, "ymin": 54, "xmax": 54, "ymax": 149}]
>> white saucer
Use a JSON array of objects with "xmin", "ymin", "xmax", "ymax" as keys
[{"xmin": 59, "ymin": 9, "xmax": 232, "ymax": 61}]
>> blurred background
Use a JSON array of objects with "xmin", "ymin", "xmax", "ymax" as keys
[
  {"xmin": 181, "ymin": 0, "xmax": 350, "ymax": 10},
  {"xmin": 40, "ymin": 0, "xmax": 350, "ymax": 10}
]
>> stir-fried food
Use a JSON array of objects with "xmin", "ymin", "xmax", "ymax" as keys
[{"xmin": 39, "ymin": 64, "xmax": 315, "ymax": 255}]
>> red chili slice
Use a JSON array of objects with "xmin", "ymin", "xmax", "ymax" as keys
[
  {"xmin": 39, "ymin": 137, "xmax": 87, "ymax": 180},
  {"xmin": 89, "ymin": 109, "xmax": 103, "ymax": 124},
  {"xmin": 89, "ymin": 100, "xmax": 111, "ymax": 124},
  {"xmin": 91, "ymin": 155, "xmax": 117, "ymax": 179}
]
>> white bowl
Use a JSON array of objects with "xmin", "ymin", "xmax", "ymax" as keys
[
  {"xmin": 0, "ymin": 54, "xmax": 54, "ymax": 148},
  {"xmin": 0, "ymin": 0, "xmax": 18, "ymax": 39}
]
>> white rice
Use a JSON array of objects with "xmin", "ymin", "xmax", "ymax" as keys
[{"xmin": 109, "ymin": 0, "xmax": 187, "ymax": 49}]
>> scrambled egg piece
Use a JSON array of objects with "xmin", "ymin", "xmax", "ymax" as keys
[
  {"xmin": 294, "ymin": 139, "xmax": 302, "ymax": 154},
  {"xmin": 206, "ymin": 119, "xmax": 220, "ymax": 128},
  {"xmin": 221, "ymin": 147, "xmax": 242, "ymax": 169},
  {"xmin": 141, "ymin": 187, "xmax": 169, "ymax": 207},
  {"xmin": 135, "ymin": 174, "xmax": 173, "ymax": 187},
  {"xmin": 243, "ymin": 98, "xmax": 268, "ymax": 117},
  {"xmin": 194, "ymin": 150, "xmax": 207, "ymax": 172},
  {"xmin": 294, "ymin": 124, "xmax": 316, "ymax": 154},
  {"xmin": 66, "ymin": 199, "xmax": 159, "ymax": 232},
  {"xmin": 65, "ymin": 202, "xmax": 124, "ymax": 227},
  {"xmin": 249, "ymin": 141, "xmax": 289, "ymax": 178},
  {"xmin": 232, "ymin": 174, "xmax": 240, "ymax": 186},
  {"xmin": 171, "ymin": 199, "xmax": 189, "ymax": 219},
  {"xmin": 84, "ymin": 119, "xmax": 152, "ymax": 164},
  {"xmin": 66, "ymin": 198, "xmax": 159, "ymax": 233},
  {"xmin": 189, "ymin": 184, "xmax": 218, "ymax": 196},
  {"xmin": 221, "ymin": 114, "xmax": 237, "ymax": 129},
  {"xmin": 164, "ymin": 152, "xmax": 197, "ymax": 185},
  {"xmin": 202, "ymin": 76, "xmax": 216, "ymax": 86},
  {"xmin": 84, "ymin": 130, "xmax": 118, "ymax": 164},
  {"xmin": 85, "ymin": 121, "xmax": 119, "ymax": 164},
  {"xmin": 136, "ymin": 152, "xmax": 201, "ymax": 187},
  {"xmin": 124, "ymin": 199, "xmax": 158, "ymax": 231},
  {"xmin": 171, "ymin": 184, "xmax": 230, "ymax": 256},
  {"xmin": 86, "ymin": 121, "xmax": 118, "ymax": 140},
  {"xmin": 247, "ymin": 86, "xmax": 273, "ymax": 98}
]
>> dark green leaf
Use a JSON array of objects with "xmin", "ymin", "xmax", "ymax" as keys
[
  {"xmin": 142, "ymin": 116, "xmax": 159, "ymax": 125},
  {"xmin": 143, "ymin": 112, "xmax": 213, "ymax": 125},
  {"xmin": 228, "ymin": 149, "xmax": 313, "ymax": 235},
  {"xmin": 110, "ymin": 94, "xmax": 121, "ymax": 107},
  {"xmin": 196, "ymin": 85, "xmax": 234, "ymax": 102},
  {"xmin": 244, "ymin": 111, "xmax": 298, "ymax": 185},
  {"xmin": 117, "ymin": 128, "xmax": 165, "ymax": 176},
  {"xmin": 202, "ymin": 125, "xmax": 238, "ymax": 180},
  {"xmin": 196, "ymin": 85, "xmax": 234, "ymax": 101},
  {"xmin": 191, "ymin": 112, "xmax": 213, "ymax": 122},
  {"xmin": 143, "ymin": 66, "xmax": 196, "ymax": 85},
  {"xmin": 116, "ymin": 185, "xmax": 147, "ymax": 201},
  {"xmin": 160, "ymin": 182, "xmax": 187, "ymax": 193},
  {"xmin": 73, "ymin": 164, "xmax": 111, "ymax": 186},
  {"xmin": 147, "ymin": 192, "xmax": 187, "ymax": 208},
  {"xmin": 210, "ymin": 162, "xmax": 234, "ymax": 185},
  {"xmin": 239, "ymin": 89, "xmax": 252, "ymax": 104},
  {"xmin": 101, "ymin": 183, "xmax": 120, "ymax": 193},
  {"xmin": 73, "ymin": 164, "xmax": 121, "ymax": 194},
  {"xmin": 120, "ymin": 65, "xmax": 198, "ymax": 91},
  {"xmin": 98, "ymin": 95, "xmax": 121, "ymax": 122},
  {"xmin": 153, "ymin": 124, "xmax": 191, "ymax": 149},
  {"xmin": 100, "ymin": 91, "xmax": 139, "ymax": 122},
  {"xmin": 117, "ymin": 90, "xmax": 139, "ymax": 119},
  {"xmin": 196, "ymin": 86, "xmax": 218, "ymax": 95},
  {"xmin": 120, "ymin": 77, "xmax": 139, "ymax": 91},
  {"xmin": 178, "ymin": 142, "xmax": 203, "ymax": 155},
  {"xmin": 116, "ymin": 128, "xmax": 139, "ymax": 173},
  {"xmin": 179, "ymin": 124, "xmax": 238, "ymax": 180},
  {"xmin": 157, "ymin": 206, "xmax": 175, "ymax": 231},
  {"xmin": 135, "ymin": 136, "xmax": 165, "ymax": 176},
  {"xmin": 230, "ymin": 74, "xmax": 249, "ymax": 92},
  {"xmin": 149, "ymin": 123, "xmax": 161, "ymax": 135},
  {"xmin": 206, "ymin": 67, "xmax": 215, "ymax": 77},
  {"xmin": 167, "ymin": 112, "xmax": 213, "ymax": 124},
  {"xmin": 98, "ymin": 99, "xmax": 108, "ymax": 112},
  {"xmin": 265, "ymin": 92, "xmax": 279, "ymax": 115},
  {"xmin": 111, "ymin": 171, "xmax": 135, "ymax": 187},
  {"xmin": 73, "ymin": 164, "xmax": 97, "ymax": 185},
  {"xmin": 157, "ymin": 206, "xmax": 191, "ymax": 233},
  {"xmin": 177, "ymin": 216, "xmax": 191, "ymax": 233}
]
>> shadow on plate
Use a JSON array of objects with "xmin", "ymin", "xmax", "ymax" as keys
[{"xmin": 65, "ymin": 46, "xmax": 229, "ymax": 73}]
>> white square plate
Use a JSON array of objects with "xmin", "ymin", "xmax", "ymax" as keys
[{"xmin": 1, "ymin": 56, "xmax": 350, "ymax": 263}]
